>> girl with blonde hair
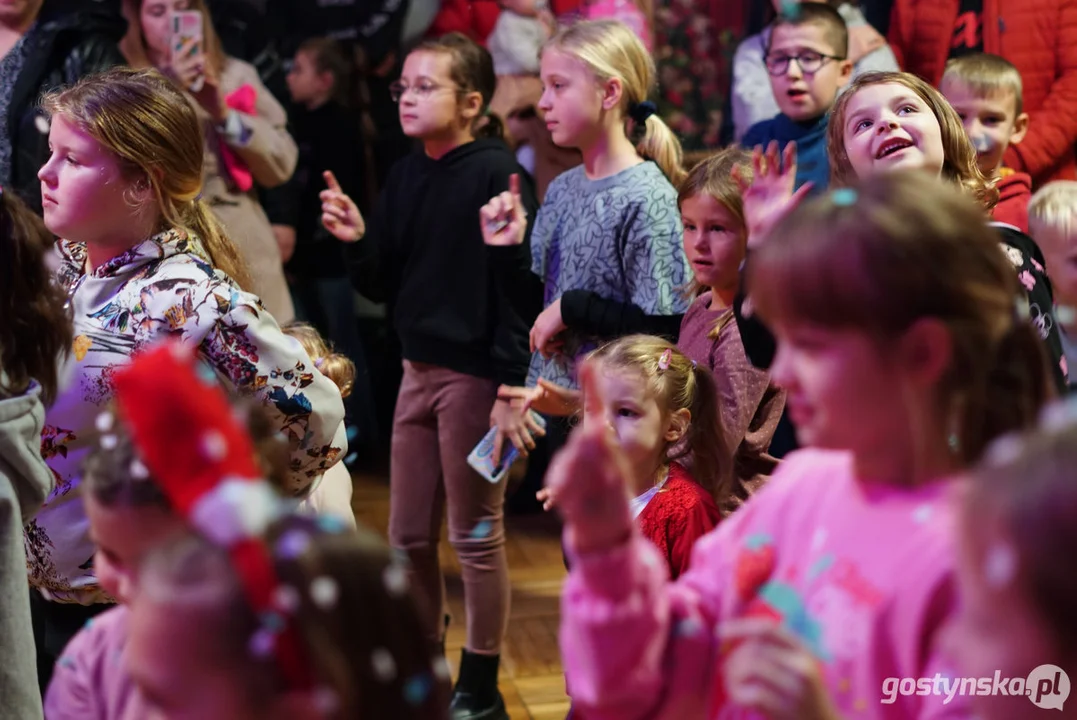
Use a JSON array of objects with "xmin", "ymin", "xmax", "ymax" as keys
[{"xmin": 27, "ymin": 67, "xmax": 346, "ymax": 689}]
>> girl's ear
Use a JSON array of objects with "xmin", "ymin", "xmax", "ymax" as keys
[
  {"xmin": 459, "ymin": 89, "xmax": 484, "ymax": 124},
  {"xmin": 664, "ymin": 407, "xmax": 691, "ymax": 444},
  {"xmin": 601, "ymin": 76, "xmax": 624, "ymax": 112},
  {"xmin": 896, "ymin": 317, "xmax": 953, "ymax": 388}
]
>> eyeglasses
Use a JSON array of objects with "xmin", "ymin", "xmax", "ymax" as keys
[
  {"xmin": 763, "ymin": 51, "xmax": 845, "ymax": 76},
  {"xmin": 389, "ymin": 80, "xmax": 463, "ymax": 103}
]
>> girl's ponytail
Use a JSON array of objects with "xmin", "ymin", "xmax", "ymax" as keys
[
  {"xmin": 636, "ymin": 111, "xmax": 686, "ymax": 187},
  {"xmin": 178, "ymin": 200, "xmax": 253, "ymax": 292},
  {"xmin": 680, "ymin": 363, "xmax": 731, "ymax": 506},
  {"xmin": 476, "ymin": 111, "xmax": 506, "ymax": 141},
  {"xmin": 958, "ymin": 314, "xmax": 1055, "ymax": 465}
]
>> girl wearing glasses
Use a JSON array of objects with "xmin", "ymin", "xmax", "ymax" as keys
[{"xmin": 319, "ymin": 32, "xmax": 541, "ymax": 720}]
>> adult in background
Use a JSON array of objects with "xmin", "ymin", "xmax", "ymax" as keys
[
  {"xmin": 2, "ymin": 0, "xmax": 125, "ymax": 213},
  {"xmin": 120, "ymin": 0, "xmax": 298, "ymax": 322}
]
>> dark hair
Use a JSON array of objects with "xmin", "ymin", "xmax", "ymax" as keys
[
  {"xmin": 413, "ymin": 32, "xmax": 504, "ymax": 140},
  {"xmin": 768, "ymin": 3, "xmax": 849, "ymax": 58},
  {"xmin": 297, "ymin": 37, "xmax": 353, "ymax": 105},
  {"xmin": 0, "ymin": 188, "xmax": 72, "ymax": 404},
  {"xmin": 968, "ymin": 406, "xmax": 1077, "ymax": 662},
  {"xmin": 589, "ymin": 335, "xmax": 731, "ymax": 504},
  {"xmin": 84, "ymin": 397, "xmax": 291, "ymax": 508},
  {"xmin": 140, "ymin": 516, "xmax": 450, "ymax": 719},
  {"xmin": 750, "ymin": 172, "xmax": 1052, "ymax": 466}
]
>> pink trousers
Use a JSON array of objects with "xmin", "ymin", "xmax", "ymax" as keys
[{"xmin": 388, "ymin": 361, "xmax": 509, "ymax": 654}]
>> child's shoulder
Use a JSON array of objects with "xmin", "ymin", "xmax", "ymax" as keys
[{"xmin": 756, "ymin": 448, "xmax": 856, "ymax": 501}]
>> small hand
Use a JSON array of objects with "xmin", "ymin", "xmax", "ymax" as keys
[
  {"xmin": 536, "ymin": 486, "xmax": 558, "ymax": 511},
  {"xmin": 718, "ymin": 619, "xmax": 841, "ymax": 720},
  {"xmin": 497, "ymin": 379, "xmax": 580, "ymax": 417},
  {"xmin": 531, "ymin": 298, "xmax": 566, "ymax": 357},
  {"xmin": 847, "ymin": 24, "xmax": 885, "ymax": 64},
  {"xmin": 480, "ymin": 173, "xmax": 528, "ymax": 246},
  {"xmin": 735, "ymin": 141, "xmax": 814, "ymax": 249},
  {"xmin": 320, "ymin": 170, "xmax": 365, "ymax": 242},
  {"xmin": 489, "ymin": 398, "xmax": 547, "ymax": 463},
  {"xmin": 544, "ymin": 361, "xmax": 633, "ymax": 554}
]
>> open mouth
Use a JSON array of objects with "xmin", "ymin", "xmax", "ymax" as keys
[
  {"xmin": 875, "ymin": 137, "xmax": 914, "ymax": 159},
  {"xmin": 786, "ymin": 88, "xmax": 809, "ymax": 101}
]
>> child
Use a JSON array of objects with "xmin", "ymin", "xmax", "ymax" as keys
[
  {"xmin": 825, "ymin": 70, "xmax": 1067, "ymax": 392},
  {"xmin": 940, "ymin": 53, "xmax": 1032, "ymax": 232},
  {"xmin": 550, "ymin": 173, "xmax": 1052, "ymax": 719},
  {"xmin": 954, "ymin": 401, "xmax": 1077, "ymax": 720},
  {"xmin": 481, "ymin": 19, "xmax": 691, "ymax": 397},
  {"xmin": 888, "ymin": 0, "xmax": 1077, "ymax": 187},
  {"xmin": 26, "ymin": 67, "xmax": 346, "ymax": 689},
  {"xmin": 0, "ymin": 189, "xmax": 73, "ymax": 719},
  {"xmin": 46, "ymin": 344, "xmax": 446, "ymax": 720},
  {"xmin": 539, "ymin": 336, "xmax": 724, "ymax": 578},
  {"xmin": 676, "ymin": 150, "xmax": 786, "ymax": 512},
  {"xmin": 285, "ymin": 323, "xmax": 359, "ymax": 529},
  {"xmin": 740, "ymin": 3, "xmax": 853, "ymax": 192},
  {"xmin": 319, "ymin": 32, "xmax": 540, "ymax": 718},
  {"xmin": 1029, "ymin": 181, "xmax": 1077, "ymax": 390},
  {"xmin": 284, "ymin": 37, "xmax": 378, "ymax": 452},
  {"xmin": 732, "ymin": 0, "xmax": 898, "ymax": 141}
]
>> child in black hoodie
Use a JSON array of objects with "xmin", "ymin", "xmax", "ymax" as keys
[{"xmin": 319, "ymin": 33, "xmax": 541, "ymax": 720}]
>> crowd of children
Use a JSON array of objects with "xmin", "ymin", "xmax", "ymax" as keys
[{"xmin": 2, "ymin": 1, "xmax": 1077, "ymax": 719}]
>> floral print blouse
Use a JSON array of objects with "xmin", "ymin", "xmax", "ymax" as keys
[{"xmin": 26, "ymin": 229, "xmax": 346, "ymax": 604}]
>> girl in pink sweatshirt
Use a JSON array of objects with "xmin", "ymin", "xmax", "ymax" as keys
[{"xmin": 549, "ymin": 171, "xmax": 1053, "ymax": 720}]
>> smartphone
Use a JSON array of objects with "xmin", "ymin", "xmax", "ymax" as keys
[
  {"xmin": 467, "ymin": 412, "xmax": 547, "ymax": 484},
  {"xmin": 171, "ymin": 10, "xmax": 205, "ymax": 92}
]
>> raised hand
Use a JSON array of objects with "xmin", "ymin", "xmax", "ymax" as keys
[
  {"xmin": 544, "ymin": 361, "xmax": 633, "ymax": 555},
  {"xmin": 736, "ymin": 141, "xmax": 814, "ymax": 250},
  {"xmin": 320, "ymin": 170, "xmax": 366, "ymax": 242},
  {"xmin": 480, "ymin": 173, "xmax": 528, "ymax": 246}
]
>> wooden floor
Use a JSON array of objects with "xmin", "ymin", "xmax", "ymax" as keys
[{"xmin": 352, "ymin": 472, "xmax": 571, "ymax": 719}]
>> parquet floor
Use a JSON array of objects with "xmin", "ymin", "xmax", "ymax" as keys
[{"xmin": 352, "ymin": 472, "xmax": 571, "ymax": 719}]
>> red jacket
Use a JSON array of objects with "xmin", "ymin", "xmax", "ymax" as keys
[
  {"xmin": 888, "ymin": 0, "xmax": 1077, "ymax": 186},
  {"xmin": 428, "ymin": 0, "xmax": 501, "ymax": 44},
  {"xmin": 991, "ymin": 167, "xmax": 1033, "ymax": 231},
  {"xmin": 637, "ymin": 463, "xmax": 721, "ymax": 579}
]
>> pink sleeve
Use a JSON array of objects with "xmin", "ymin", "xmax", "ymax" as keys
[
  {"xmin": 44, "ymin": 621, "xmax": 107, "ymax": 719},
  {"xmin": 561, "ymin": 497, "xmax": 762, "ymax": 719}
]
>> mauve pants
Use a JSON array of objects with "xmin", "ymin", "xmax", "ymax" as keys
[{"xmin": 389, "ymin": 361, "xmax": 509, "ymax": 654}]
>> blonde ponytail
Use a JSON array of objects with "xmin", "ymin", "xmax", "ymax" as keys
[
  {"xmin": 176, "ymin": 200, "xmax": 253, "ymax": 292},
  {"xmin": 637, "ymin": 113, "xmax": 685, "ymax": 186}
]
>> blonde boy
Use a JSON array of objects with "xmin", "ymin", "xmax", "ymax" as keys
[
  {"xmin": 940, "ymin": 54, "xmax": 1031, "ymax": 231},
  {"xmin": 1029, "ymin": 180, "xmax": 1077, "ymax": 389}
]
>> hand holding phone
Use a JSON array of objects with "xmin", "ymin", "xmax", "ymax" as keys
[{"xmin": 170, "ymin": 10, "xmax": 206, "ymax": 93}]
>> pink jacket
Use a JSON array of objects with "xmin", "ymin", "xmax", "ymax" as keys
[
  {"xmin": 560, "ymin": 449, "xmax": 969, "ymax": 719},
  {"xmin": 45, "ymin": 606, "xmax": 147, "ymax": 720}
]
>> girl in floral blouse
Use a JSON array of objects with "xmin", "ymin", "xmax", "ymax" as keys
[{"xmin": 27, "ymin": 67, "xmax": 346, "ymax": 687}]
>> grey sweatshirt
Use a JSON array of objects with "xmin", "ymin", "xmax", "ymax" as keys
[{"xmin": 0, "ymin": 378, "xmax": 53, "ymax": 720}]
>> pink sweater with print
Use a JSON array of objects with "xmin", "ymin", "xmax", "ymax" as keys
[
  {"xmin": 45, "ymin": 606, "xmax": 147, "ymax": 720},
  {"xmin": 560, "ymin": 449, "xmax": 968, "ymax": 720}
]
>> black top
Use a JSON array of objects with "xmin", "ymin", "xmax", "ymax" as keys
[
  {"xmin": 8, "ymin": 1, "xmax": 126, "ymax": 212},
  {"xmin": 285, "ymin": 101, "xmax": 366, "ymax": 280},
  {"xmin": 949, "ymin": 0, "xmax": 984, "ymax": 58},
  {"xmin": 351, "ymin": 138, "xmax": 543, "ymax": 386}
]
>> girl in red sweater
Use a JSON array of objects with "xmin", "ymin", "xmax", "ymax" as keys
[{"xmin": 537, "ymin": 335, "xmax": 726, "ymax": 578}]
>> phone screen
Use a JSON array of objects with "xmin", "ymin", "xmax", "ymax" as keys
[{"xmin": 170, "ymin": 10, "xmax": 205, "ymax": 92}]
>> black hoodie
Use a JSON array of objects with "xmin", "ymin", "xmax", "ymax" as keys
[
  {"xmin": 7, "ymin": 0, "xmax": 126, "ymax": 212},
  {"xmin": 352, "ymin": 138, "xmax": 543, "ymax": 387}
]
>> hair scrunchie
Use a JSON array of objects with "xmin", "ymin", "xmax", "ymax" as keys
[{"xmin": 629, "ymin": 100, "xmax": 657, "ymax": 125}]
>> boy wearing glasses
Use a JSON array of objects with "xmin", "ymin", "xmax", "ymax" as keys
[{"xmin": 740, "ymin": 3, "xmax": 854, "ymax": 192}]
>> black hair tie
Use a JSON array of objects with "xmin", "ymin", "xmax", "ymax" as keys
[{"xmin": 629, "ymin": 100, "xmax": 657, "ymax": 125}]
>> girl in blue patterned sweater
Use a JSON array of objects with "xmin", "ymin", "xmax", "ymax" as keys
[{"xmin": 482, "ymin": 19, "xmax": 692, "ymax": 449}]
